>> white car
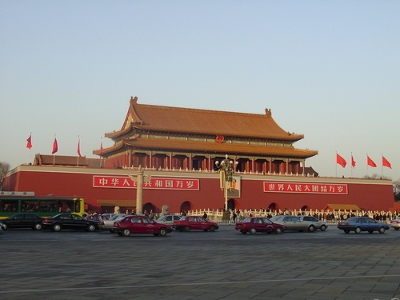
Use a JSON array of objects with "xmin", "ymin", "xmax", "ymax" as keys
[
  {"xmin": 99, "ymin": 214, "xmax": 127, "ymax": 232},
  {"xmin": 389, "ymin": 217, "xmax": 400, "ymax": 230},
  {"xmin": 156, "ymin": 215, "xmax": 182, "ymax": 226}
]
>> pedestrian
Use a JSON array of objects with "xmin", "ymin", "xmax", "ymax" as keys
[
  {"xmin": 232, "ymin": 211, "xmax": 237, "ymax": 223},
  {"xmin": 202, "ymin": 211, "xmax": 208, "ymax": 220}
]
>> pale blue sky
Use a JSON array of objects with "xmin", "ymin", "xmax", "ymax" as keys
[{"xmin": 1, "ymin": 0, "xmax": 399, "ymax": 180}]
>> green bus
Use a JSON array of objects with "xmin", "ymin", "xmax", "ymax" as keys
[{"xmin": 0, "ymin": 191, "xmax": 85, "ymax": 219}]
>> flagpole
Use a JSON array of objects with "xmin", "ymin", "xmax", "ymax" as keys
[
  {"xmin": 335, "ymin": 151, "xmax": 337, "ymax": 178},
  {"xmin": 350, "ymin": 152, "xmax": 353, "ymax": 178},
  {"xmin": 29, "ymin": 132, "xmax": 32, "ymax": 164},
  {"xmin": 77, "ymin": 136, "xmax": 79, "ymax": 167},
  {"xmin": 100, "ymin": 137, "xmax": 103, "ymax": 168},
  {"xmin": 53, "ymin": 134, "xmax": 56, "ymax": 166},
  {"xmin": 366, "ymin": 153, "xmax": 368, "ymax": 177}
]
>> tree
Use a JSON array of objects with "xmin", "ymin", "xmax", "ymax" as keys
[
  {"xmin": 0, "ymin": 162, "xmax": 10, "ymax": 190},
  {"xmin": 363, "ymin": 173, "xmax": 390, "ymax": 180}
]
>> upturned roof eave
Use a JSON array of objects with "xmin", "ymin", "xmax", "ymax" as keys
[
  {"xmin": 105, "ymin": 124, "xmax": 303, "ymax": 142},
  {"xmin": 122, "ymin": 138, "xmax": 318, "ymax": 159}
]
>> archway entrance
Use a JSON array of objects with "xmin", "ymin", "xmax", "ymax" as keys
[
  {"xmin": 301, "ymin": 205, "xmax": 310, "ymax": 214},
  {"xmin": 227, "ymin": 199, "xmax": 236, "ymax": 211},
  {"xmin": 143, "ymin": 203, "xmax": 155, "ymax": 215},
  {"xmin": 180, "ymin": 201, "xmax": 191, "ymax": 214},
  {"xmin": 268, "ymin": 202, "xmax": 278, "ymax": 211}
]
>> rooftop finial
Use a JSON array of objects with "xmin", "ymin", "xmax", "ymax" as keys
[{"xmin": 130, "ymin": 96, "xmax": 138, "ymax": 105}]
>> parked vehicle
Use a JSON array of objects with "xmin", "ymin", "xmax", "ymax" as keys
[
  {"xmin": 86, "ymin": 214, "xmax": 109, "ymax": 223},
  {"xmin": 0, "ymin": 213, "xmax": 44, "ymax": 230},
  {"xmin": 298, "ymin": 216, "xmax": 328, "ymax": 231},
  {"xmin": 99, "ymin": 214, "xmax": 127, "ymax": 232},
  {"xmin": 337, "ymin": 217, "xmax": 390, "ymax": 234},
  {"xmin": 156, "ymin": 215, "xmax": 182, "ymax": 226},
  {"xmin": 42, "ymin": 213, "xmax": 99, "ymax": 232},
  {"xmin": 235, "ymin": 217, "xmax": 285, "ymax": 234},
  {"xmin": 173, "ymin": 216, "xmax": 219, "ymax": 232},
  {"xmin": 113, "ymin": 215, "xmax": 172, "ymax": 237},
  {"xmin": 269, "ymin": 215, "xmax": 327, "ymax": 232},
  {"xmin": 389, "ymin": 217, "xmax": 400, "ymax": 230}
]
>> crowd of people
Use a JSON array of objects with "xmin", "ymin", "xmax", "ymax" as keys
[
  {"xmin": 187, "ymin": 208, "xmax": 400, "ymax": 223},
  {"xmin": 86, "ymin": 206, "xmax": 399, "ymax": 224}
]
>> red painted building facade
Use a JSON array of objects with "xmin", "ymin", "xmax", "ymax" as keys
[
  {"xmin": 2, "ymin": 97, "xmax": 396, "ymax": 213},
  {"xmin": 3, "ymin": 165, "xmax": 395, "ymax": 213}
]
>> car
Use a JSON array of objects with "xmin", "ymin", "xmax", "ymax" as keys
[
  {"xmin": 100, "ymin": 213, "xmax": 117, "ymax": 220},
  {"xmin": 42, "ymin": 213, "xmax": 99, "ymax": 232},
  {"xmin": 269, "ymin": 215, "xmax": 327, "ymax": 232},
  {"xmin": 337, "ymin": 217, "xmax": 390, "ymax": 234},
  {"xmin": 235, "ymin": 217, "xmax": 285, "ymax": 234},
  {"xmin": 112, "ymin": 215, "xmax": 172, "ymax": 237},
  {"xmin": 0, "ymin": 213, "xmax": 44, "ymax": 230},
  {"xmin": 156, "ymin": 215, "xmax": 182, "ymax": 226},
  {"xmin": 173, "ymin": 216, "xmax": 219, "ymax": 232},
  {"xmin": 0, "ymin": 221, "xmax": 5, "ymax": 231},
  {"xmin": 389, "ymin": 217, "xmax": 400, "ymax": 230},
  {"xmin": 86, "ymin": 214, "xmax": 109, "ymax": 223},
  {"xmin": 99, "ymin": 214, "xmax": 127, "ymax": 232},
  {"xmin": 298, "ymin": 216, "xmax": 328, "ymax": 231}
]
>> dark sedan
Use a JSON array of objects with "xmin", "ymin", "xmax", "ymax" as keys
[
  {"xmin": 337, "ymin": 217, "xmax": 390, "ymax": 234},
  {"xmin": 42, "ymin": 213, "xmax": 99, "ymax": 232},
  {"xmin": 0, "ymin": 213, "xmax": 44, "ymax": 230},
  {"xmin": 235, "ymin": 217, "xmax": 285, "ymax": 234}
]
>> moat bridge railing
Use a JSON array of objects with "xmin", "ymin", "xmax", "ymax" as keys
[{"xmin": 184, "ymin": 208, "xmax": 396, "ymax": 224}]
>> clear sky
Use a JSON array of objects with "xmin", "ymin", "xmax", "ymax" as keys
[{"xmin": 1, "ymin": 1, "xmax": 399, "ymax": 181}]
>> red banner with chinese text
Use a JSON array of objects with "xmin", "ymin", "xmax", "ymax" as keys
[
  {"xmin": 263, "ymin": 181, "xmax": 348, "ymax": 194},
  {"xmin": 93, "ymin": 176, "xmax": 199, "ymax": 190}
]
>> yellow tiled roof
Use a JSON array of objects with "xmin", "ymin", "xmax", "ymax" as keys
[{"xmin": 106, "ymin": 97, "xmax": 304, "ymax": 141}]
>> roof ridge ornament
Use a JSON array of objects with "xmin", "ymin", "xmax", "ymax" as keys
[{"xmin": 130, "ymin": 96, "xmax": 138, "ymax": 105}]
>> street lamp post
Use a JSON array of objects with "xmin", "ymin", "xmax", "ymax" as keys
[
  {"xmin": 215, "ymin": 154, "xmax": 237, "ymax": 211},
  {"xmin": 128, "ymin": 166, "xmax": 151, "ymax": 215}
]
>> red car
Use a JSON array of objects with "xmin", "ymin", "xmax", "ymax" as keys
[
  {"xmin": 235, "ymin": 217, "xmax": 285, "ymax": 234},
  {"xmin": 173, "ymin": 216, "xmax": 219, "ymax": 232},
  {"xmin": 113, "ymin": 215, "xmax": 173, "ymax": 237}
]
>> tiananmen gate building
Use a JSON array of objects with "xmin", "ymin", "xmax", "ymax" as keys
[{"xmin": 2, "ymin": 97, "xmax": 396, "ymax": 213}]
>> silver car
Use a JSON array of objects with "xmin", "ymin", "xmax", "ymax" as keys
[
  {"xmin": 269, "ymin": 215, "xmax": 328, "ymax": 232},
  {"xmin": 99, "ymin": 214, "xmax": 127, "ymax": 232},
  {"xmin": 156, "ymin": 215, "xmax": 182, "ymax": 226}
]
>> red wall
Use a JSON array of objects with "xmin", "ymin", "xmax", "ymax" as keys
[{"xmin": 3, "ymin": 167, "xmax": 395, "ymax": 213}]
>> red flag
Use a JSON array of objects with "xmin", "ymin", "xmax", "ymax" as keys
[
  {"xmin": 336, "ymin": 153, "xmax": 347, "ymax": 168},
  {"xmin": 367, "ymin": 155, "xmax": 376, "ymax": 167},
  {"xmin": 77, "ymin": 138, "xmax": 82, "ymax": 157},
  {"xmin": 26, "ymin": 135, "xmax": 32, "ymax": 149},
  {"xmin": 351, "ymin": 155, "xmax": 356, "ymax": 168},
  {"xmin": 382, "ymin": 156, "xmax": 392, "ymax": 169},
  {"xmin": 52, "ymin": 138, "xmax": 58, "ymax": 154}
]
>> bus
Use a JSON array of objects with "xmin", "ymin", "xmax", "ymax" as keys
[{"xmin": 0, "ymin": 191, "xmax": 85, "ymax": 219}]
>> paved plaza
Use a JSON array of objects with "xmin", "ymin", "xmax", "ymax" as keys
[{"xmin": 0, "ymin": 225, "xmax": 399, "ymax": 300}]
